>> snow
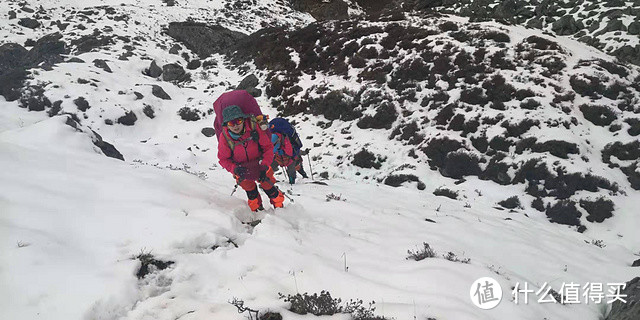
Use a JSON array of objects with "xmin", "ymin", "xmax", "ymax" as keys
[{"xmin": 1, "ymin": 112, "xmax": 639, "ymax": 320}]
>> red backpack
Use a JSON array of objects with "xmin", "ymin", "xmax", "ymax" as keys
[{"xmin": 213, "ymin": 90, "xmax": 268, "ymax": 138}]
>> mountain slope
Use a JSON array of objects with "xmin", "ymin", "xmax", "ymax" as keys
[{"xmin": 1, "ymin": 114, "xmax": 639, "ymax": 320}]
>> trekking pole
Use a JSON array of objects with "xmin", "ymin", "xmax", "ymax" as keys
[
  {"xmin": 283, "ymin": 166, "xmax": 291, "ymax": 184},
  {"xmin": 264, "ymin": 179, "xmax": 295, "ymax": 203},
  {"xmin": 306, "ymin": 152, "xmax": 315, "ymax": 181},
  {"xmin": 230, "ymin": 182, "xmax": 239, "ymax": 196}
]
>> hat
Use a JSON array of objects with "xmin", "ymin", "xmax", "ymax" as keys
[{"xmin": 222, "ymin": 105, "xmax": 248, "ymax": 124}]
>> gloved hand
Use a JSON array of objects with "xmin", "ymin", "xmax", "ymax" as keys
[
  {"xmin": 258, "ymin": 165, "xmax": 269, "ymax": 182},
  {"xmin": 234, "ymin": 166, "xmax": 248, "ymax": 180}
]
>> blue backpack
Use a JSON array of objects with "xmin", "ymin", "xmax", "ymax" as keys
[{"xmin": 269, "ymin": 118, "xmax": 303, "ymax": 156}]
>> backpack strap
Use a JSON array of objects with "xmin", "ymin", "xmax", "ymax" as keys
[{"xmin": 222, "ymin": 117, "xmax": 264, "ymax": 161}]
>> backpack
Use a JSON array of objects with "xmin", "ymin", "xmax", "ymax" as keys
[
  {"xmin": 213, "ymin": 90, "xmax": 269, "ymax": 155},
  {"xmin": 212, "ymin": 90, "xmax": 269, "ymax": 138},
  {"xmin": 269, "ymin": 117, "xmax": 303, "ymax": 156}
]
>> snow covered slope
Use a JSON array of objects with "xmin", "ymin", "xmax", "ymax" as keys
[
  {"xmin": 1, "ymin": 112, "xmax": 639, "ymax": 320},
  {"xmin": 1, "ymin": 0, "xmax": 640, "ymax": 319}
]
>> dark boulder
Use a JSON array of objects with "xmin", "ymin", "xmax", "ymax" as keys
[
  {"xmin": 143, "ymin": 105, "xmax": 155, "ymax": 118},
  {"xmin": 117, "ymin": 111, "xmax": 137, "ymax": 126},
  {"xmin": 201, "ymin": 127, "xmax": 215, "ymax": 137},
  {"xmin": 186, "ymin": 59, "xmax": 201, "ymax": 70},
  {"xmin": 24, "ymin": 32, "xmax": 67, "ymax": 67},
  {"xmin": 93, "ymin": 59, "xmax": 112, "ymax": 73},
  {"xmin": 18, "ymin": 18, "xmax": 40, "ymax": 29},
  {"xmin": 236, "ymin": 74, "xmax": 259, "ymax": 90},
  {"xmin": 169, "ymin": 44, "xmax": 181, "ymax": 54},
  {"xmin": 0, "ymin": 43, "xmax": 27, "ymax": 72},
  {"xmin": 162, "ymin": 63, "xmax": 186, "ymax": 81},
  {"xmin": 146, "ymin": 60, "xmax": 162, "ymax": 78},
  {"xmin": 151, "ymin": 85, "xmax": 171, "ymax": 100},
  {"xmin": 167, "ymin": 22, "xmax": 246, "ymax": 58},
  {"xmin": 91, "ymin": 130, "xmax": 124, "ymax": 161},
  {"xmin": 245, "ymin": 87, "xmax": 262, "ymax": 97}
]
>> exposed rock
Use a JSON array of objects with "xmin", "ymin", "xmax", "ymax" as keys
[
  {"xmin": 162, "ymin": 63, "xmax": 186, "ymax": 81},
  {"xmin": 245, "ymin": 87, "xmax": 262, "ymax": 97},
  {"xmin": 169, "ymin": 44, "xmax": 181, "ymax": 54},
  {"xmin": 201, "ymin": 127, "xmax": 215, "ymax": 137},
  {"xmin": 551, "ymin": 16, "xmax": 584, "ymax": 35},
  {"xmin": 151, "ymin": 85, "xmax": 171, "ymax": 100},
  {"xmin": 18, "ymin": 18, "xmax": 40, "ymax": 29},
  {"xmin": 91, "ymin": 130, "xmax": 124, "ymax": 161},
  {"xmin": 93, "ymin": 59, "xmax": 112, "ymax": 73},
  {"xmin": 146, "ymin": 60, "xmax": 162, "ymax": 78},
  {"xmin": 606, "ymin": 277, "xmax": 640, "ymax": 320},
  {"xmin": 24, "ymin": 32, "xmax": 67, "ymax": 67},
  {"xmin": 629, "ymin": 22, "xmax": 640, "ymax": 35},
  {"xmin": 186, "ymin": 59, "xmax": 201, "ymax": 70},
  {"xmin": 236, "ymin": 74, "xmax": 259, "ymax": 90},
  {"xmin": 48, "ymin": 100, "xmax": 62, "ymax": 117},
  {"xmin": 0, "ymin": 43, "xmax": 27, "ymax": 72},
  {"xmin": 290, "ymin": 0, "xmax": 349, "ymax": 20},
  {"xmin": 167, "ymin": 22, "xmax": 246, "ymax": 58},
  {"xmin": 117, "ymin": 111, "xmax": 137, "ymax": 126},
  {"xmin": 70, "ymin": 33, "xmax": 114, "ymax": 54},
  {"xmin": 633, "ymin": 259, "xmax": 640, "ymax": 267},
  {"xmin": 143, "ymin": 105, "xmax": 155, "ymax": 118}
]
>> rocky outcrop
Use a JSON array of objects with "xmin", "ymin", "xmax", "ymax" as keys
[
  {"xmin": 167, "ymin": 22, "xmax": 246, "ymax": 58},
  {"xmin": 290, "ymin": 0, "xmax": 349, "ymax": 20},
  {"xmin": 0, "ymin": 33, "xmax": 67, "ymax": 101},
  {"xmin": 552, "ymin": 16, "xmax": 584, "ymax": 35},
  {"xmin": 161, "ymin": 63, "xmax": 186, "ymax": 81},
  {"xmin": 606, "ymin": 277, "xmax": 640, "ymax": 320}
]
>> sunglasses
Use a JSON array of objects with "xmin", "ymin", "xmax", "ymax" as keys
[{"xmin": 226, "ymin": 118, "xmax": 244, "ymax": 126}]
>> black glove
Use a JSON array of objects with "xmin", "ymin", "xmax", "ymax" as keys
[
  {"xmin": 258, "ymin": 166, "xmax": 268, "ymax": 182},
  {"xmin": 234, "ymin": 166, "xmax": 248, "ymax": 179}
]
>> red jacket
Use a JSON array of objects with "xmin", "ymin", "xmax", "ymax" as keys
[
  {"xmin": 217, "ymin": 122, "xmax": 274, "ymax": 173},
  {"xmin": 273, "ymin": 132, "xmax": 295, "ymax": 167},
  {"xmin": 273, "ymin": 132, "xmax": 294, "ymax": 157}
]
